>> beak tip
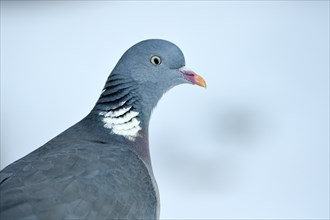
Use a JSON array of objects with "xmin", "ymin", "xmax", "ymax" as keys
[
  {"xmin": 195, "ymin": 75, "xmax": 207, "ymax": 88},
  {"xmin": 197, "ymin": 82, "xmax": 207, "ymax": 88}
]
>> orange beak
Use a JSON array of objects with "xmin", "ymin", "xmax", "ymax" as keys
[{"xmin": 179, "ymin": 67, "xmax": 207, "ymax": 88}]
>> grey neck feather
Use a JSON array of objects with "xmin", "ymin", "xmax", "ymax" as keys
[
  {"xmin": 89, "ymin": 73, "xmax": 163, "ymax": 166},
  {"xmin": 94, "ymin": 74, "xmax": 141, "ymax": 119}
]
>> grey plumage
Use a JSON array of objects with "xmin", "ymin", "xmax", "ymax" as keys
[{"xmin": 0, "ymin": 39, "xmax": 206, "ymax": 219}]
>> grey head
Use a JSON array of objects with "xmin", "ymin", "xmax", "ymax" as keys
[{"xmin": 92, "ymin": 39, "xmax": 206, "ymax": 146}]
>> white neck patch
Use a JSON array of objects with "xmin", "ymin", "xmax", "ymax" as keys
[{"xmin": 99, "ymin": 106, "xmax": 142, "ymax": 141}]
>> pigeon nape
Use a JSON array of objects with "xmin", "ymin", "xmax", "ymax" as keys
[{"xmin": 0, "ymin": 39, "xmax": 206, "ymax": 220}]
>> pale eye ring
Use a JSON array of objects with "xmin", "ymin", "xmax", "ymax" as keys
[{"xmin": 150, "ymin": 55, "xmax": 162, "ymax": 65}]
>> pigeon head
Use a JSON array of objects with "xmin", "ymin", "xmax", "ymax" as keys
[
  {"xmin": 113, "ymin": 39, "xmax": 206, "ymax": 97},
  {"xmin": 93, "ymin": 39, "xmax": 206, "ymax": 141}
]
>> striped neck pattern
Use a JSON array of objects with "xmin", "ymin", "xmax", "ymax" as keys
[{"xmin": 94, "ymin": 75, "xmax": 142, "ymax": 141}]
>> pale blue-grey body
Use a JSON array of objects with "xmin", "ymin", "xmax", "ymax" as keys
[{"xmin": 0, "ymin": 39, "xmax": 189, "ymax": 219}]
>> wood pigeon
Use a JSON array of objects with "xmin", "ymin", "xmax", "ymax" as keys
[{"xmin": 0, "ymin": 39, "xmax": 206, "ymax": 219}]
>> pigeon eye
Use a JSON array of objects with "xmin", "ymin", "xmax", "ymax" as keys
[{"xmin": 150, "ymin": 56, "xmax": 161, "ymax": 65}]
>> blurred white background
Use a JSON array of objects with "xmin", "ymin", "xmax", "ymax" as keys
[{"xmin": 1, "ymin": 1, "xmax": 329, "ymax": 219}]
